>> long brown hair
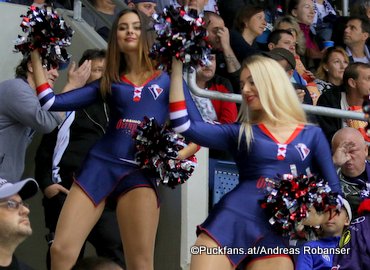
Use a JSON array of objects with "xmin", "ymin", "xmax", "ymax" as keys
[{"xmin": 100, "ymin": 8, "xmax": 156, "ymax": 98}]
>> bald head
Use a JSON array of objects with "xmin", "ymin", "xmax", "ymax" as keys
[
  {"xmin": 332, "ymin": 127, "xmax": 366, "ymax": 150},
  {"xmin": 332, "ymin": 127, "xmax": 368, "ymax": 177}
]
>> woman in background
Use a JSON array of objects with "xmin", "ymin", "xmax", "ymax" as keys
[{"xmin": 315, "ymin": 46, "xmax": 349, "ymax": 93}]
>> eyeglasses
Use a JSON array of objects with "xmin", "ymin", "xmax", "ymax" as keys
[{"xmin": 0, "ymin": 199, "xmax": 29, "ymax": 210}]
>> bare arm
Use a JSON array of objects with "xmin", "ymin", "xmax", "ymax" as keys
[
  {"xmin": 177, "ymin": 142, "xmax": 199, "ymax": 160},
  {"xmin": 218, "ymin": 26, "xmax": 241, "ymax": 73},
  {"xmin": 30, "ymin": 50, "xmax": 47, "ymax": 87},
  {"xmin": 169, "ymin": 58, "xmax": 186, "ymax": 103}
]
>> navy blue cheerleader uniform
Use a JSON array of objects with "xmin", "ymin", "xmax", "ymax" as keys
[
  {"xmin": 170, "ymin": 101, "xmax": 342, "ymax": 267},
  {"xmin": 36, "ymin": 72, "xmax": 202, "ymax": 205}
]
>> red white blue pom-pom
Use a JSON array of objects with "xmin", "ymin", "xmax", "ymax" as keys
[
  {"xmin": 133, "ymin": 117, "xmax": 197, "ymax": 188},
  {"xmin": 260, "ymin": 174, "xmax": 339, "ymax": 239},
  {"xmin": 14, "ymin": 6, "xmax": 73, "ymax": 69},
  {"xmin": 149, "ymin": 5, "xmax": 212, "ymax": 71}
]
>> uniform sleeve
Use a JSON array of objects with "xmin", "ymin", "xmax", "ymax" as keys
[
  {"xmin": 6, "ymin": 82, "xmax": 62, "ymax": 133},
  {"xmin": 183, "ymin": 80, "xmax": 203, "ymax": 123},
  {"xmin": 170, "ymin": 99, "xmax": 238, "ymax": 151},
  {"xmin": 36, "ymin": 81, "xmax": 101, "ymax": 112},
  {"xmin": 295, "ymin": 245, "xmax": 313, "ymax": 270},
  {"xmin": 313, "ymin": 127, "xmax": 342, "ymax": 194}
]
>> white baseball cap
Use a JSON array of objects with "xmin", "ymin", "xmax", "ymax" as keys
[
  {"xmin": 341, "ymin": 197, "xmax": 352, "ymax": 222},
  {"xmin": 0, "ymin": 178, "xmax": 39, "ymax": 201}
]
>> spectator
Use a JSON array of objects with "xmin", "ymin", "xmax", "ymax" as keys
[
  {"xmin": 332, "ymin": 127, "xmax": 370, "ymax": 218},
  {"xmin": 218, "ymin": 0, "xmax": 286, "ymax": 31},
  {"xmin": 267, "ymin": 28, "xmax": 305, "ymax": 85},
  {"xmin": 0, "ymin": 177, "xmax": 39, "ymax": 269},
  {"xmin": 0, "ymin": 55, "xmax": 90, "ymax": 182},
  {"xmin": 332, "ymin": 198, "xmax": 370, "ymax": 270},
  {"xmin": 274, "ymin": 16, "xmax": 320, "ymax": 99},
  {"xmin": 203, "ymin": 11, "xmax": 241, "ymax": 93},
  {"xmin": 312, "ymin": 0, "xmax": 337, "ymax": 42},
  {"xmin": 193, "ymin": 54, "xmax": 238, "ymax": 124},
  {"xmin": 343, "ymin": 16, "xmax": 370, "ymax": 64},
  {"xmin": 267, "ymin": 29, "xmax": 320, "ymax": 104},
  {"xmin": 295, "ymin": 198, "xmax": 352, "ymax": 270},
  {"xmin": 264, "ymin": 47, "xmax": 313, "ymax": 105},
  {"xmin": 288, "ymin": 0, "xmax": 325, "ymax": 68},
  {"xmin": 159, "ymin": 0, "xmax": 218, "ymax": 14},
  {"xmin": 316, "ymin": 62, "xmax": 370, "ymax": 143},
  {"xmin": 315, "ymin": 46, "xmax": 349, "ymax": 93},
  {"xmin": 351, "ymin": 0, "xmax": 370, "ymax": 19},
  {"xmin": 82, "ymin": 0, "xmax": 124, "ymax": 41},
  {"xmin": 274, "ymin": 15, "xmax": 306, "ymax": 56},
  {"xmin": 71, "ymin": 256, "xmax": 123, "ymax": 270},
  {"xmin": 230, "ymin": 5, "xmax": 266, "ymax": 63},
  {"xmin": 126, "ymin": 0, "xmax": 157, "ymax": 17},
  {"xmin": 34, "ymin": 49, "xmax": 125, "ymax": 270},
  {"xmin": 7, "ymin": 0, "xmax": 66, "ymax": 9},
  {"xmin": 267, "ymin": 29, "xmax": 297, "ymax": 53}
]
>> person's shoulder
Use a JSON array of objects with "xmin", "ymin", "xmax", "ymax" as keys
[
  {"xmin": 5, "ymin": 255, "xmax": 34, "ymax": 270},
  {"xmin": 317, "ymin": 85, "xmax": 344, "ymax": 104},
  {"xmin": 0, "ymin": 79, "xmax": 29, "ymax": 94}
]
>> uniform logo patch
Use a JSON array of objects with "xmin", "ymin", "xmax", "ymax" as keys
[
  {"xmin": 149, "ymin": 84, "xmax": 163, "ymax": 100},
  {"xmin": 295, "ymin": 143, "xmax": 310, "ymax": 161}
]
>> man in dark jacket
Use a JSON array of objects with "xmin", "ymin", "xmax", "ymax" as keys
[
  {"xmin": 34, "ymin": 49, "xmax": 125, "ymax": 269},
  {"xmin": 316, "ymin": 62, "xmax": 370, "ymax": 144}
]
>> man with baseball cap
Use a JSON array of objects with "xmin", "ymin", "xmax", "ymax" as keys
[
  {"xmin": 263, "ymin": 48, "xmax": 313, "ymax": 106},
  {"xmin": 126, "ymin": 0, "xmax": 157, "ymax": 17},
  {"xmin": 0, "ymin": 178, "xmax": 38, "ymax": 269}
]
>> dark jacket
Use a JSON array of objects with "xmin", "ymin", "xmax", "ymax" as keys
[
  {"xmin": 316, "ymin": 85, "xmax": 345, "ymax": 143},
  {"xmin": 35, "ymin": 100, "xmax": 108, "ymax": 191}
]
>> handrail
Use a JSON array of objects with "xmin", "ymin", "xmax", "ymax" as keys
[{"xmin": 186, "ymin": 69, "xmax": 367, "ymax": 121}]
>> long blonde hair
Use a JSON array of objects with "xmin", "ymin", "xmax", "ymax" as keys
[
  {"xmin": 237, "ymin": 55, "xmax": 307, "ymax": 148},
  {"xmin": 100, "ymin": 8, "xmax": 156, "ymax": 99}
]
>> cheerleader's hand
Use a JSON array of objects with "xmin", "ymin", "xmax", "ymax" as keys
[
  {"xmin": 62, "ymin": 60, "xmax": 92, "ymax": 93},
  {"xmin": 177, "ymin": 142, "xmax": 199, "ymax": 160}
]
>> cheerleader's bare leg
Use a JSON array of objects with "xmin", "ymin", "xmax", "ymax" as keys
[
  {"xmin": 116, "ymin": 187, "xmax": 160, "ymax": 270},
  {"xmin": 50, "ymin": 182, "xmax": 105, "ymax": 270}
]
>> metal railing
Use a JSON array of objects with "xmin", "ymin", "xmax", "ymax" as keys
[{"xmin": 186, "ymin": 69, "xmax": 366, "ymax": 121}]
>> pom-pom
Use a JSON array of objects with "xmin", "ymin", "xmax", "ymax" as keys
[
  {"xmin": 133, "ymin": 117, "xmax": 197, "ymax": 188},
  {"xmin": 149, "ymin": 5, "xmax": 212, "ymax": 71},
  {"xmin": 14, "ymin": 5, "xmax": 74, "ymax": 69},
  {"xmin": 260, "ymin": 174, "xmax": 339, "ymax": 240}
]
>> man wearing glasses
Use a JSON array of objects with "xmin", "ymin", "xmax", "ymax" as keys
[{"xmin": 0, "ymin": 177, "xmax": 38, "ymax": 269}]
